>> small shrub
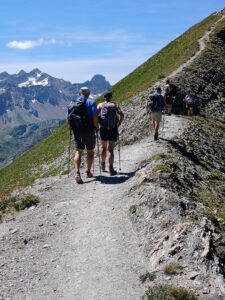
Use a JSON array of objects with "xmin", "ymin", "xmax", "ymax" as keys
[
  {"xmin": 152, "ymin": 163, "xmax": 173, "ymax": 174},
  {"xmin": 144, "ymin": 284, "xmax": 197, "ymax": 300},
  {"xmin": 0, "ymin": 196, "xmax": 17, "ymax": 211},
  {"xmin": 140, "ymin": 272, "xmax": 156, "ymax": 283},
  {"xmin": 13, "ymin": 194, "xmax": 39, "ymax": 211},
  {"xmin": 164, "ymin": 262, "xmax": 182, "ymax": 275},
  {"xmin": 170, "ymin": 287, "xmax": 197, "ymax": 300}
]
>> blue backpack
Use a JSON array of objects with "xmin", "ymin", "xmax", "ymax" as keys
[{"xmin": 147, "ymin": 94, "xmax": 164, "ymax": 112}]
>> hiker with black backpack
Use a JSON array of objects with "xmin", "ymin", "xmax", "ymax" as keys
[
  {"xmin": 146, "ymin": 86, "xmax": 165, "ymax": 141},
  {"xmin": 97, "ymin": 92, "xmax": 124, "ymax": 176},
  {"xmin": 164, "ymin": 79, "xmax": 177, "ymax": 115},
  {"xmin": 68, "ymin": 87, "xmax": 99, "ymax": 184}
]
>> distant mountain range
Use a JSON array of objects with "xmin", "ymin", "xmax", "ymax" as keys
[
  {"xmin": 0, "ymin": 69, "xmax": 111, "ymax": 167},
  {"xmin": 0, "ymin": 68, "xmax": 111, "ymax": 128}
]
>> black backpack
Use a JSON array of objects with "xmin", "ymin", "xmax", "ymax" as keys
[
  {"xmin": 99, "ymin": 103, "xmax": 117, "ymax": 129},
  {"xmin": 147, "ymin": 94, "xmax": 164, "ymax": 112},
  {"xmin": 166, "ymin": 84, "xmax": 177, "ymax": 97},
  {"xmin": 68, "ymin": 98, "xmax": 92, "ymax": 133}
]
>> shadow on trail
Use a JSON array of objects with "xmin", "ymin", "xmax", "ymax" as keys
[{"xmin": 95, "ymin": 171, "xmax": 135, "ymax": 185}]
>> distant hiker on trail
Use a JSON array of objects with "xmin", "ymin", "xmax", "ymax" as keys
[
  {"xmin": 183, "ymin": 94, "xmax": 195, "ymax": 116},
  {"xmin": 146, "ymin": 86, "xmax": 165, "ymax": 141},
  {"xmin": 68, "ymin": 87, "xmax": 99, "ymax": 184},
  {"xmin": 97, "ymin": 92, "xmax": 124, "ymax": 176},
  {"xmin": 164, "ymin": 79, "xmax": 177, "ymax": 115}
]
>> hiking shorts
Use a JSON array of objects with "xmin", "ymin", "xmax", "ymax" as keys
[
  {"xmin": 100, "ymin": 126, "xmax": 118, "ymax": 142},
  {"xmin": 187, "ymin": 103, "xmax": 193, "ymax": 108},
  {"xmin": 151, "ymin": 112, "xmax": 162, "ymax": 123},
  {"xmin": 73, "ymin": 130, "xmax": 96, "ymax": 151},
  {"xmin": 165, "ymin": 96, "xmax": 173, "ymax": 105}
]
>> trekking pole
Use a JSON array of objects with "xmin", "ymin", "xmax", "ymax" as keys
[
  {"xmin": 118, "ymin": 130, "xmax": 121, "ymax": 171},
  {"xmin": 161, "ymin": 112, "xmax": 166, "ymax": 139},
  {"xmin": 68, "ymin": 128, "xmax": 72, "ymax": 177},
  {"xmin": 96, "ymin": 132, "xmax": 102, "ymax": 176}
]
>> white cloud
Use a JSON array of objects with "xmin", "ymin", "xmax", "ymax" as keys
[
  {"xmin": 0, "ymin": 43, "xmax": 165, "ymax": 84},
  {"xmin": 6, "ymin": 38, "xmax": 56, "ymax": 50}
]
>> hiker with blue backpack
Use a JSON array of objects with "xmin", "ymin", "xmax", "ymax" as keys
[
  {"xmin": 68, "ymin": 87, "xmax": 99, "ymax": 184},
  {"xmin": 146, "ymin": 86, "xmax": 165, "ymax": 141},
  {"xmin": 97, "ymin": 92, "xmax": 124, "ymax": 176}
]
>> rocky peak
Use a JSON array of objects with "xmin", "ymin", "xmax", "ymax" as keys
[
  {"xmin": 0, "ymin": 71, "xmax": 10, "ymax": 80},
  {"xmin": 17, "ymin": 70, "xmax": 27, "ymax": 76}
]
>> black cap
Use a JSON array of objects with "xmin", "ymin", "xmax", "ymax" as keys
[{"xmin": 104, "ymin": 92, "xmax": 112, "ymax": 99}]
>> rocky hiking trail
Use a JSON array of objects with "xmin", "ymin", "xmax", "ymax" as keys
[{"xmin": 0, "ymin": 115, "xmax": 187, "ymax": 300}]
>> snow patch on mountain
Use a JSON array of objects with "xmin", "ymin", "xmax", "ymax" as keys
[{"xmin": 18, "ymin": 76, "xmax": 49, "ymax": 88}]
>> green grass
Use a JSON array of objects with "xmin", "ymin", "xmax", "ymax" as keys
[
  {"xmin": 0, "ymin": 122, "xmax": 70, "ymax": 198},
  {"xmin": 140, "ymin": 272, "xmax": 156, "ymax": 283},
  {"xmin": 0, "ymin": 194, "xmax": 39, "ymax": 221},
  {"xmin": 0, "ymin": 12, "xmax": 223, "ymax": 198},
  {"xmin": 107, "ymin": 13, "xmax": 221, "ymax": 103},
  {"xmin": 144, "ymin": 284, "xmax": 197, "ymax": 300},
  {"xmin": 152, "ymin": 163, "xmax": 173, "ymax": 174}
]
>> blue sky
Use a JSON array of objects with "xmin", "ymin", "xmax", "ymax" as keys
[{"xmin": 0, "ymin": 0, "xmax": 224, "ymax": 84}]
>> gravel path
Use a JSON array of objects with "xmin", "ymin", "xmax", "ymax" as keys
[{"xmin": 0, "ymin": 116, "xmax": 186, "ymax": 300}]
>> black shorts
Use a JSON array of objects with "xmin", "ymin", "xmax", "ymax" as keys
[
  {"xmin": 187, "ymin": 103, "xmax": 193, "ymax": 108},
  {"xmin": 100, "ymin": 126, "xmax": 118, "ymax": 142},
  {"xmin": 73, "ymin": 130, "xmax": 96, "ymax": 150}
]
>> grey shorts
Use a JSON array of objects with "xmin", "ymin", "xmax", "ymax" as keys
[
  {"xmin": 73, "ymin": 130, "xmax": 96, "ymax": 150},
  {"xmin": 151, "ymin": 112, "xmax": 162, "ymax": 123}
]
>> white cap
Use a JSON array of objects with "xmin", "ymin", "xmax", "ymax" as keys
[{"xmin": 80, "ymin": 86, "xmax": 89, "ymax": 91}]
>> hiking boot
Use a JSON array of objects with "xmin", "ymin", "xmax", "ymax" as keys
[
  {"xmin": 75, "ymin": 172, "xmax": 83, "ymax": 184},
  {"xmin": 154, "ymin": 132, "xmax": 159, "ymax": 141},
  {"xmin": 101, "ymin": 162, "xmax": 106, "ymax": 172},
  {"xmin": 109, "ymin": 165, "xmax": 117, "ymax": 176},
  {"xmin": 86, "ymin": 170, "xmax": 93, "ymax": 178}
]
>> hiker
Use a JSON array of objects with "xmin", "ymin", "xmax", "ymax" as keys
[
  {"xmin": 68, "ymin": 87, "xmax": 99, "ymax": 184},
  {"xmin": 164, "ymin": 79, "xmax": 177, "ymax": 115},
  {"xmin": 183, "ymin": 94, "xmax": 195, "ymax": 116},
  {"xmin": 97, "ymin": 92, "xmax": 124, "ymax": 175},
  {"xmin": 146, "ymin": 86, "xmax": 165, "ymax": 141}
]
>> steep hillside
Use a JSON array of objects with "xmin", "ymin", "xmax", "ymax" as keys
[{"xmin": 110, "ymin": 12, "xmax": 221, "ymax": 103}]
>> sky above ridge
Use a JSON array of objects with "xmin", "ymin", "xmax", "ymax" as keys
[{"xmin": 0, "ymin": 0, "xmax": 224, "ymax": 84}]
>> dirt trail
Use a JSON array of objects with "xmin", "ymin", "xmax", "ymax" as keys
[
  {"xmin": 152, "ymin": 14, "xmax": 225, "ymax": 90},
  {"xmin": 169, "ymin": 14, "xmax": 225, "ymax": 79},
  {"xmin": 0, "ymin": 116, "xmax": 187, "ymax": 300}
]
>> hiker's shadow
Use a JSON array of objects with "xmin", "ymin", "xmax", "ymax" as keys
[{"xmin": 95, "ymin": 171, "xmax": 135, "ymax": 184}]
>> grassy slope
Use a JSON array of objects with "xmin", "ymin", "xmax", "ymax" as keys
[
  {"xmin": 0, "ymin": 12, "xmax": 222, "ymax": 199},
  {"xmin": 110, "ymin": 13, "xmax": 220, "ymax": 103}
]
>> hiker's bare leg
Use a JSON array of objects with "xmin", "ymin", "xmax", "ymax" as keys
[
  {"xmin": 87, "ymin": 150, "xmax": 94, "ymax": 172},
  {"xmin": 167, "ymin": 104, "xmax": 172, "ymax": 114},
  {"xmin": 155, "ymin": 122, "xmax": 160, "ymax": 133},
  {"xmin": 152, "ymin": 120, "xmax": 156, "ymax": 131},
  {"xmin": 108, "ymin": 141, "xmax": 115, "ymax": 166},
  {"xmin": 74, "ymin": 150, "xmax": 82, "ymax": 173},
  {"xmin": 101, "ymin": 141, "xmax": 107, "ymax": 163}
]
